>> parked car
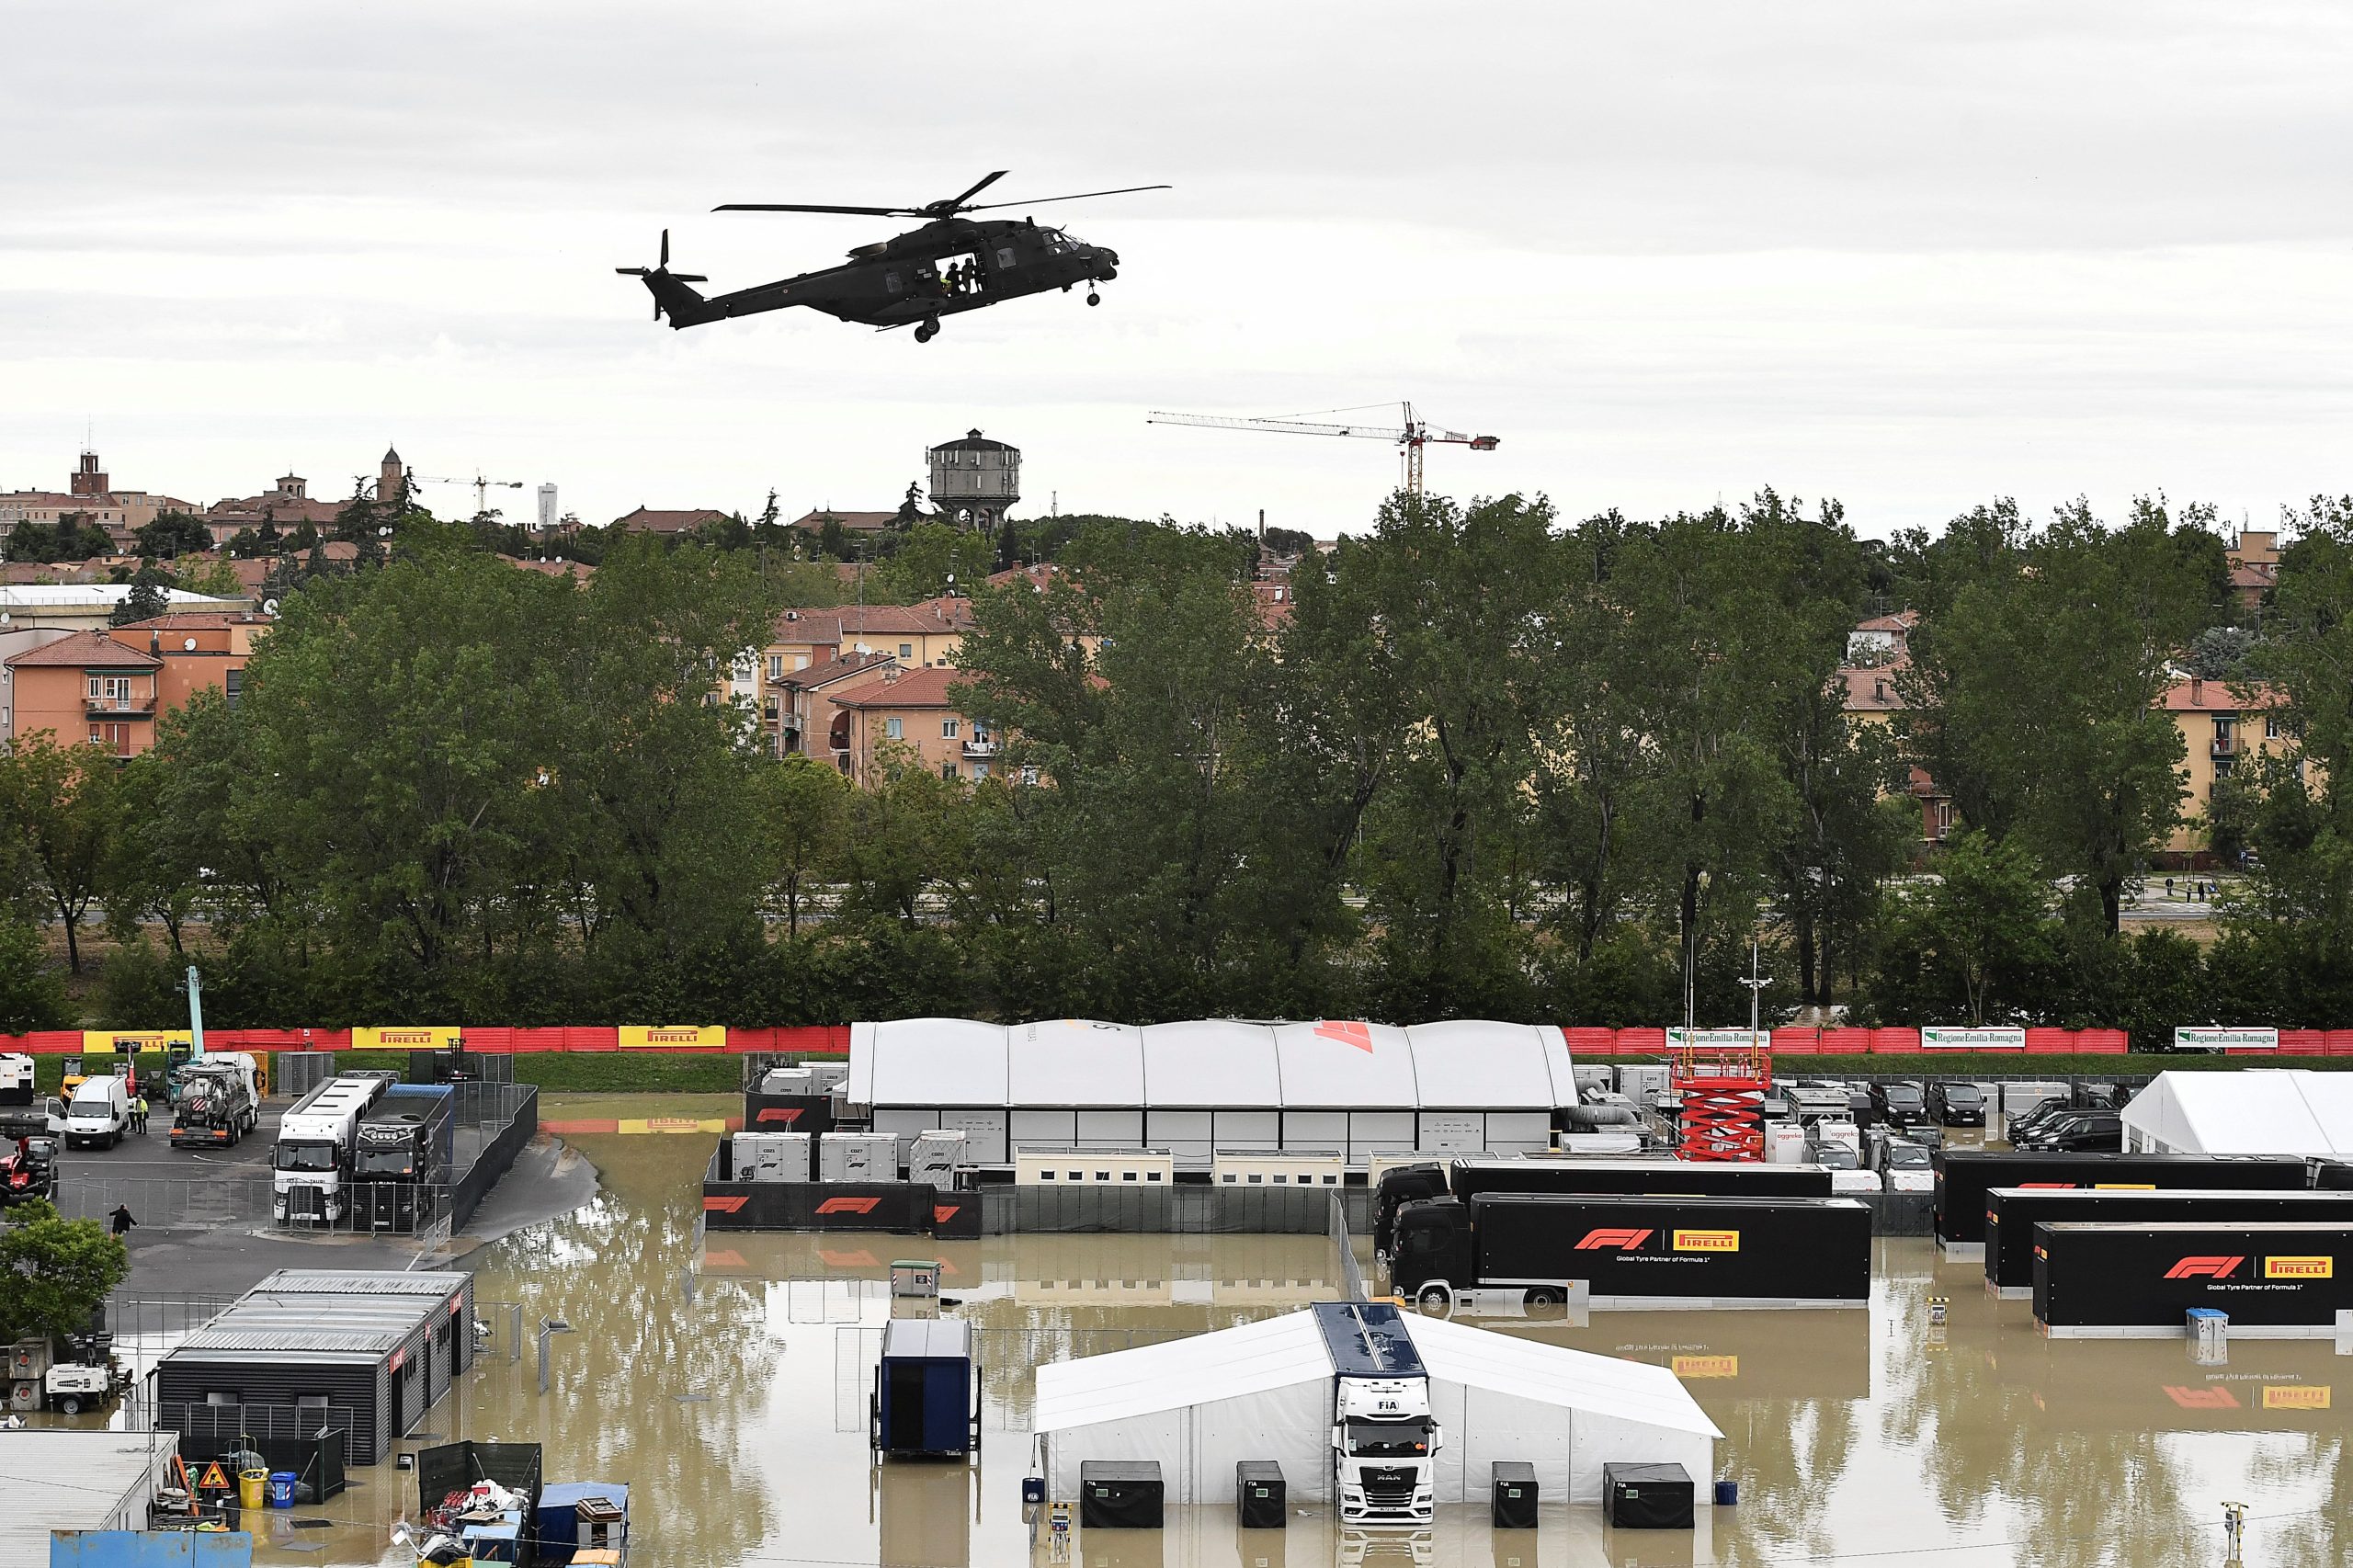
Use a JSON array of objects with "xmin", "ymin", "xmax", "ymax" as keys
[
  {"xmin": 1870, "ymin": 1081, "xmax": 1930, "ymax": 1129},
  {"xmin": 1926, "ymin": 1082, "xmax": 1986, "ymax": 1128},
  {"xmin": 2002, "ymin": 1096, "xmax": 2073, "ymax": 1142},
  {"xmin": 1804, "ymin": 1136, "xmax": 1882, "ymax": 1193},
  {"xmin": 1869, "ymin": 1136, "xmax": 1937, "ymax": 1192},
  {"xmin": 2016, "ymin": 1111, "xmax": 2123, "ymax": 1153}
]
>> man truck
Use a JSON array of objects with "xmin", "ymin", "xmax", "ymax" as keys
[
  {"xmin": 350, "ymin": 1084, "xmax": 458, "ymax": 1229},
  {"xmin": 272, "ymin": 1072, "xmax": 397, "ymax": 1223},
  {"xmin": 167, "ymin": 1055, "xmax": 263, "ymax": 1149},
  {"xmin": 1315, "ymin": 1301, "xmax": 1439, "ymax": 1528}
]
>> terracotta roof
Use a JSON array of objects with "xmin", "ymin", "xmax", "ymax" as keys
[
  {"xmin": 781, "ymin": 652, "xmax": 897, "ymax": 690},
  {"xmin": 2162, "ymin": 677, "xmax": 2283, "ymax": 712},
  {"xmin": 789, "ymin": 509, "xmax": 896, "ymax": 532},
  {"xmin": 5, "ymin": 629, "xmax": 162, "ymax": 668},
  {"xmin": 770, "ymin": 601, "xmax": 973, "ymax": 643},
  {"xmin": 1855, "ymin": 609, "xmax": 1918, "ymax": 633},
  {"xmin": 1839, "ymin": 664, "xmax": 1906, "ymax": 711},
  {"xmin": 827, "ymin": 666, "xmax": 964, "ymax": 710},
  {"xmin": 499, "ymin": 555, "xmax": 594, "ymax": 579},
  {"xmin": 612, "ymin": 506, "xmax": 731, "ymax": 534},
  {"xmin": 115, "ymin": 611, "xmax": 270, "ymax": 631},
  {"xmin": 2229, "ymin": 562, "xmax": 2277, "ymax": 588}
]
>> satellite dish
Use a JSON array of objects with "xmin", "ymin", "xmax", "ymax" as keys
[
  {"xmin": 183, "ymin": 638, "xmax": 197, "ymax": 652},
  {"xmin": 261, "ymin": 598, "xmax": 279, "ymax": 616}
]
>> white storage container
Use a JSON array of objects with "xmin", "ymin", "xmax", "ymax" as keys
[
  {"xmin": 1211, "ymin": 1147, "xmax": 1346, "ymax": 1187},
  {"xmin": 733, "ymin": 1131, "xmax": 811, "ymax": 1183},
  {"xmin": 910, "ymin": 1129, "xmax": 968, "ymax": 1187},
  {"xmin": 818, "ymin": 1131, "xmax": 899, "ymax": 1182},
  {"xmin": 1014, "ymin": 1146, "xmax": 1174, "ymax": 1185},
  {"xmin": 758, "ymin": 1066, "xmax": 816, "ymax": 1095}
]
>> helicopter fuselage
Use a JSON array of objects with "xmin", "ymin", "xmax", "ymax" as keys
[{"xmin": 650, "ymin": 217, "xmax": 1119, "ymax": 333}]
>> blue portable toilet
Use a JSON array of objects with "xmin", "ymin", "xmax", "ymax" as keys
[{"xmin": 872, "ymin": 1318, "xmax": 978, "ymax": 1459}]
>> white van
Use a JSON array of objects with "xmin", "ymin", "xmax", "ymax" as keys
[{"xmin": 64, "ymin": 1075, "xmax": 132, "ymax": 1149}]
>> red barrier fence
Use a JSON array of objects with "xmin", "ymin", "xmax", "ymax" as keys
[{"xmin": 1, "ymin": 1022, "xmax": 2341, "ymax": 1058}]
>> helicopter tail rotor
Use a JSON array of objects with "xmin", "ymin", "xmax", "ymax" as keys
[{"xmin": 616, "ymin": 228, "xmax": 710, "ymax": 323}]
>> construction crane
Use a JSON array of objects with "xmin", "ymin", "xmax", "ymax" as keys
[
  {"xmin": 416, "ymin": 472, "xmax": 526, "ymax": 517},
  {"xmin": 1146, "ymin": 402, "xmax": 1499, "ymax": 496}
]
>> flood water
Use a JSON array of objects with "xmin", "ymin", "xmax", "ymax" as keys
[{"xmin": 197, "ymin": 1096, "xmax": 2350, "ymax": 1566}]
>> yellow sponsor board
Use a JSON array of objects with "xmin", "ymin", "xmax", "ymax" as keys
[
  {"xmin": 2091, "ymin": 1183, "xmax": 2157, "ymax": 1190},
  {"xmin": 1673, "ymin": 1229, "xmax": 1741, "ymax": 1253},
  {"xmin": 2264, "ymin": 1256, "xmax": 2335, "ymax": 1280},
  {"xmin": 618, "ymin": 1117, "xmax": 733, "ymax": 1135},
  {"xmin": 354, "ymin": 1026, "xmax": 462, "ymax": 1051},
  {"xmin": 619, "ymin": 1024, "xmax": 728, "ymax": 1051},
  {"xmin": 2261, "ymin": 1386, "xmax": 2331, "ymax": 1410},
  {"xmin": 81, "ymin": 1031, "xmax": 188, "ymax": 1052},
  {"xmin": 1671, "ymin": 1355, "xmax": 1739, "ymax": 1379}
]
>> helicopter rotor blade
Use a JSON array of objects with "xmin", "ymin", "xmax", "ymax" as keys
[
  {"xmin": 660, "ymin": 228, "xmax": 668, "ymax": 267},
  {"xmin": 963, "ymin": 183, "xmax": 1172, "ymax": 211},
  {"xmin": 940, "ymin": 169, "xmax": 1010, "ymax": 209},
  {"xmin": 713, "ymin": 202, "xmax": 915, "ymax": 217}
]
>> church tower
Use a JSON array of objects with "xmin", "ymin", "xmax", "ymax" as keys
[{"xmin": 377, "ymin": 446, "xmax": 405, "ymax": 509}]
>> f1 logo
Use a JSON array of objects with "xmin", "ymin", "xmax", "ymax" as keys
[
  {"xmin": 815, "ymin": 1196, "xmax": 881, "ymax": 1216},
  {"xmin": 703, "ymin": 1196, "xmax": 748, "ymax": 1213},
  {"xmin": 1574, "ymin": 1228, "xmax": 1654, "ymax": 1251},
  {"xmin": 933, "ymin": 1204, "xmax": 961, "ymax": 1225},
  {"xmin": 2164, "ymin": 1384, "xmax": 2240, "ymax": 1409},
  {"xmin": 756, "ymin": 1108, "xmax": 804, "ymax": 1123},
  {"xmin": 2165, "ymin": 1256, "xmax": 2245, "ymax": 1279}
]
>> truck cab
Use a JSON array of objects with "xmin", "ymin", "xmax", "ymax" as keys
[
  {"xmin": 1317, "ymin": 1302, "xmax": 1439, "ymax": 1528},
  {"xmin": 273, "ymin": 1072, "xmax": 395, "ymax": 1222},
  {"xmin": 170, "ymin": 1055, "xmax": 262, "ymax": 1148}
]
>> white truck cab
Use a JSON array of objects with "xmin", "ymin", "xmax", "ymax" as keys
[{"xmin": 1318, "ymin": 1302, "xmax": 1439, "ymax": 1528}]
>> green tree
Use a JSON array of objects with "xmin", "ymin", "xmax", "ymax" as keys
[
  {"xmin": 870, "ymin": 522, "xmax": 973, "ymax": 602},
  {"xmin": 0, "ymin": 915, "xmax": 71, "ymax": 1031},
  {"xmin": 0, "ymin": 734, "xmax": 123, "ymax": 973},
  {"xmin": 0, "ymin": 1201, "xmax": 131, "ymax": 1344},
  {"xmin": 167, "ymin": 555, "xmax": 244, "ymax": 600},
  {"xmin": 750, "ymin": 755, "xmax": 851, "ymax": 937},
  {"xmin": 133, "ymin": 510, "xmax": 213, "ymax": 559},
  {"xmin": 1868, "ymin": 830, "xmax": 2055, "ymax": 1025},
  {"xmin": 109, "ymin": 563, "xmax": 173, "ymax": 627}
]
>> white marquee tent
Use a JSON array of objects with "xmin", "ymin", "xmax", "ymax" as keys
[
  {"xmin": 848, "ymin": 1017, "xmax": 1574, "ymax": 1165},
  {"xmin": 2121, "ymin": 1070, "xmax": 2353, "ymax": 1156},
  {"xmin": 1031, "ymin": 1307, "xmax": 1719, "ymax": 1506}
]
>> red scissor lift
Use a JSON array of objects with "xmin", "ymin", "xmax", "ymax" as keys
[{"xmin": 1672, "ymin": 1031, "xmax": 1771, "ymax": 1161}]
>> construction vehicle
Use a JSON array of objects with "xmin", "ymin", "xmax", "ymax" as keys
[
  {"xmin": 1, "ymin": 1136, "xmax": 58, "ymax": 1208},
  {"xmin": 169, "ymin": 1055, "xmax": 263, "ymax": 1149},
  {"xmin": 7, "ymin": 1333, "xmax": 132, "ymax": 1415},
  {"xmin": 1148, "ymin": 403, "xmax": 1497, "ymax": 497}
]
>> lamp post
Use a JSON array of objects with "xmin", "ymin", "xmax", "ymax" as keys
[{"xmin": 536, "ymin": 1317, "xmax": 574, "ymax": 1395}]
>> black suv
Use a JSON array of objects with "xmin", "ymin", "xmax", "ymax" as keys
[
  {"xmin": 2016, "ymin": 1110, "xmax": 2123, "ymax": 1153},
  {"xmin": 1869, "ymin": 1081, "xmax": 1930, "ymax": 1129},
  {"xmin": 1926, "ymin": 1081, "xmax": 1986, "ymax": 1127}
]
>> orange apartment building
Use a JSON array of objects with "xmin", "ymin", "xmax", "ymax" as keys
[
  {"xmin": 3, "ymin": 611, "xmax": 267, "ymax": 757},
  {"xmin": 824, "ymin": 666, "xmax": 1000, "ymax": 785}
]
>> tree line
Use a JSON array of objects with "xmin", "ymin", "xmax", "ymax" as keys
[{"xmin": 0, "ymin": 490, "xmax": 2347, "ymax": 1046}]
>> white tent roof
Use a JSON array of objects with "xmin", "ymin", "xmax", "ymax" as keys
[
  {"xmin": 2122, "ymin": 1070, "xmax": 2353, "ymax": 1156},
  {"xmin": 1405, "ymin": 1314, "xmax": 1722, "ymax": 1438},
  {"xmin": 1035, "ymin": 1309, "xmax": 1330, "ymax": 1433},
  {"xmin": 1033, "ymin": 1305, "xmax": 1720, "ymax": 1439},
  {"xmin": 852, "ymin": 1017, "xmax": 1574, "ymax": 1110}
]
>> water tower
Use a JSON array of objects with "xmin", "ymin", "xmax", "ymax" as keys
[{"xmin": 926, "ymin": 429, "xmax": 1020, "ymax": 530}]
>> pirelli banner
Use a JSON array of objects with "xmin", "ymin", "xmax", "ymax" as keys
[
  {"xmin": 83, "ymin": 1030, "xmax": 191, "ymax": 1052},
  {"xmin": 620, "ymin": 1025, "xmax": 728, "ymax": 1051},
  {"xmin": 355, "ymin": 1026, "xmax": 462, "ymax": 1051}
]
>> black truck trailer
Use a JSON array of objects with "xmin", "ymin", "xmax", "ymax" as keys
[
  {"xmin": 1375, "ymin": 1157, "xmax": 1836, "ymax": 1258},
  {"xmin": 1389, "ymin": 1190, "xmax": 1871, "ymax": 1312},
  {"xmin": 1933, "ymin": 1152, "xmax": 2310, "ymax": 1252},
  {"xmin": 2034, "ymin": 1220, "xmax": 2353, "ymax": 1337},
  {"xmin": 1984, "ymin": 1187, "xmax": 2353, "ymax": 1295}
]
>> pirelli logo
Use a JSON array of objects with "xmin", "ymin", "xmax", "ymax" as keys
[
  {"xmin": 1574, "ymin": 1228, "xmax": 1654, "ymax": 1251},
  {"xmin": 2264, "ymin": 1256, "xmax": 2334, "ymax": 1279},
  {"xmin": 2164, "ymin": 1256, "xmax": 2244, "ymax": 1279},
  {"xmin": 1671, "ymin": 1355, "xmax": 1738, "ymax": 1379},
  {"xmin": 1673, "ymin": 1229, "xmax": 1740, "ymax": 1253},
  {"xmin": 2091, "ymin": 1183, "xmax": 2156, "ymax": 1190},
  {"xmin": 2262, "ymin": 1385, "xmax": 2331, "ymax": 1409},
  {"xmin": 814, "ymin": 1196, "xmax": 881, "ymax": 1216}
]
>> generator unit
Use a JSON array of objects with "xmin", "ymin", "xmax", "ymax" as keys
[
  {"xmin": 1211, "ymin": 1148, "xmax": 1345, "ymax": 1187},
  {"xmin": 819, "ymin": 1131, "xmax": 899, "ymax": 1183},
  {"xmin": 733, "ymin": 1131, "xmax": 812, "ymax": 1183},
  {"xmin": 1015, "ymin": 1146, "xmax": 1175, "ymax": 1186},
  {"xmin": 909, "ymin": 1130, "xmax": 968, "ymax": 1187}
]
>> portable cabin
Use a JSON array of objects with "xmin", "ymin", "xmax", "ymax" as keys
[{"xmin": 872, "ymin": 1318, "xmax": 979, "ymax": 1459}]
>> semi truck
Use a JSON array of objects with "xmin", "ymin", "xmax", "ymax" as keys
[
  {"xmin": 1374, "ymin": 1156, "xmax": 1836, "ymax": 1260},
  {"xmin": 167, "ymin": 1054, "xmax": 263, "ymax": 1149},
  {"xmin": 350, "ymin": 1084, "xmax": 458, "ymax": 1229},
  {"xmin": 1982, "ymin": 1186, "xmax": 2353, "ymax": 1296},
  {"xmin": 272, "ymin": 1071, "xmax": 398, "ymax": 1223},
  {"xmin": 2034, "ymin": 1219, "xmax": 2353, "ymax": 1336},
  {"xmin": 1314, "ymin": 1301, "xmax": 1439, "ymax": 1528},
  {"xmin": 1932, "ymin": 1151, "xmax": 2313, "ymax": 1253},
  {"xmin": 1388, "ymin": 1190, "xmax": 1872, "ymax": 1312}
]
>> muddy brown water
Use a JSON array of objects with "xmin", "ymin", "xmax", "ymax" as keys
[{"xmin": 105, "ymin": 1096, "xmax": 2353, "ymax": 1565}]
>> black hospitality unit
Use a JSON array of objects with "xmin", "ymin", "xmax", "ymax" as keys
[
  {"xmin": 1984, "ymin": 1187, "xmax": 2353, "ymax": 1294},
  {"xmin": 1932, "ymin": 1153, "xmax": 2311, "ymax": 1249},
  {"xmin": 2034, "ymin": 1220, "xmax": 2353, "ymax": 1337}
]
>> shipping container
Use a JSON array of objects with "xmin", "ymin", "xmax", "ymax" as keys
[
  {"xmin": 1984, "ymin": 1187, "xmax": 2353, "ymax": 1295},
  {"xmin": 1389, "ymin": 1191, "xmax": 1870, "ymax": 1311},
  {"xmin": 2033, "ymin": 1220, "xmax": 2353, "ymax": 1337},
  {"xmin": 1932, "ymin": 1152, "xmax": 2311, "ymax": 1252}
]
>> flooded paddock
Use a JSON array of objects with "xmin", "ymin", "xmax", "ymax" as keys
[{"xmin": 96, "ymin": 1095, "xmax": 2350, "ymax": 1566}]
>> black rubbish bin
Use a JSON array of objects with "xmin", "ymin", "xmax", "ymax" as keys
[
  {"xmin": 1236, "ymin": 1460, "xmax": 1285, "ymax": 1529},
  {"xmin": 1603, "ymin": 1461, "xmax": 1695, "ymax": 1529},
  {"xmin": 1491, "ymin": 1461, "xmax": 1538, "ymax": 1529},
  {"xmin": 1080, "ymin": 1460, "xmax": 1164, "ymax": 1529}
]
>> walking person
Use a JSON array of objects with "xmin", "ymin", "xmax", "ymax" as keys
[{"xmin": 109, "ymin": 1203, "xmax": 136, "ymax": 1239}]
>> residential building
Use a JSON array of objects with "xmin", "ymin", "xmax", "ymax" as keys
[
  {"xmin": 1845, "ymin": 608, "xmax": 1916, "ymax": 665},
  {"xmin": 789, "ymin": 508, "xmax": 897, "ymax": 538},
  {"xmin": 761, "ymin": 599, "xmax": 976, "ymax": 689},
  {"xmin": 612, "ymin": 506, "xmax": 732, "ymax": 536},
  {"xmin": 203, "ymin": 471, "xmax": 345, "ymax": 545},
  {"xmin": 2227, "ymin": 528, "xmax": 2280, "ymax": 608},
  {"xmin": 826, "ymin": 665, "xmax": 995, "ymax": 785},
  {"xmin": 767, "ymin": 651, "xmax": 897, "ymax": 760},
  {"xmin": 2164, "ymin": 676, "xmax": 2291, "ymax": 860},
  {"xmin": 0, "ymin": 449, "xmax": 197, "ymax": 551},
  {"xmin": 0, "ymin": 610, "xmax": 265, "ymax": 756},
  {"xmin": 1836, "ymin": 657, "xmax": 1949, "ymax": 845}
]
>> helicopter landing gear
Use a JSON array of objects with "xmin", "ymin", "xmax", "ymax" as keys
[
  {"xmin": 1086, "ymin": 290, "xmax": 1100, "ymax": 307},
  {"xmin": 915, "ymin": 318, "xmax": 939, "ymax": 343}
]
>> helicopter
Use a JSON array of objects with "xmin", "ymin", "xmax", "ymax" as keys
[{"xmin": 618, "ymin": 171, "xmax": 1167, "ymax": 343}]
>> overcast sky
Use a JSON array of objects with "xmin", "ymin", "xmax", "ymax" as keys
[{"xmin": 3, "ymin": 2, "xmax": 2347, "ymax": 540}]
